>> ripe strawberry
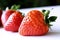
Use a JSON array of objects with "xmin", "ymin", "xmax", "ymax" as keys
[
  {"xmin": 4, "ymin": 11, "xmax": 23, "ymax": 32},
  {"xmin": 1, "ymin": 10, "xmax": 15, "ymax": 26},
  {"xmin": 1, "ymin": 5, "xmax": 20, "ymax": 26},
  {"xmin": 0, "ymin": 10, "xmax": 2, "ymax": 26},
  {"xmin": 19, "ymin": 10, "xmax": 57, "ymax": 36}
]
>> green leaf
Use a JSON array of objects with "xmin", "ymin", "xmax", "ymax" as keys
[
  {"xmin": 42, "ymin": 10, "xmax": 46, "ymax": 13},
  {"xmin": 42, "ymin": 9, "xmax": 57, "ymax": 28},
  {"xmin": 49, "ymin": 16, "xmax": 57, "ymax": 22},
  {"xmin": 42, "ymin": 10, "xmax": 50, "ymax": 23},
  {"xmin": 11, "ymin": 4, "xmax": 20, "ymax": 10},
  {"xmin": 45, "ymin": 18, "xmax": 49, "ymax": 24},
  {"xmin": 45, "ymin": 10, "xmax": 50, "ymax": 17},
  {"xmin": 42, "ymin": 10, "xmax": 50, "ymax": 18}
]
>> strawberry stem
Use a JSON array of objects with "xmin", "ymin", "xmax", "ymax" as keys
[
  {"xmin": 42, "ymin": 10, "xmax": 57, "ymax": 28},
  {"xmin": 10, "ymin": 4, "xmax": 20, "ymax": 10}
]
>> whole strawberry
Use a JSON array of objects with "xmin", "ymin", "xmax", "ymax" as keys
[
  {"xmin": 19, "ymin": 10, "xmax": 57, "ymax": 36},
  {"xmin": 4, "ymin": 11, "xmax": 23, "ymax": 32},
  {"xmin": 1, "ymin": 5, "xmax": 20, "ymax": 26}
]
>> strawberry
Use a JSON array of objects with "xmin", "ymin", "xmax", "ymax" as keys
[
  {"xmin": 1, "ymin": 10, "xmax": 15, "ymax": 26},
  {"xmin": 0, "ymin": 10, "xmax": 2, "ymax": 26},
  {"xmin": 4, "ymin": 11, "xmax": 23, "ymax": 32},
  {"xmin": 19, "ymin": 10, "xmax": 57, "ymax": 36},
  {"xmin": 1, "ymin": 5, "xmax": 20, "ymax": 26}
]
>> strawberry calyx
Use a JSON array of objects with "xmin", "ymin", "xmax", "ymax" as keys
[
  {"xmin": 6, "ymin": 4, "xmax": 20, "ymax": 10},
  {"xmin": 42, "ymin": 10, "xmax": 57, "ymax": 28},
  {"xmin": 10, "ymin": 4, "xmax": 20, "ymax": 10},
  {"xmin": 11, "ymin": 5, "xmax": 25, "ymax": 17}
]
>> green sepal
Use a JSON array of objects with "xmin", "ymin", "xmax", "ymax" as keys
[
  {"xmin": 10, "ymin": 4, "xmax": 20, "ymax": 10},
  {"xmin": 42, "ymin": 10, "xmax": 46, "ymax": 13},
  {"xmin": 42, "ymin": 10, "xmax": 50, "ymax": 19},
  {"xmin": 42, "ymin": 9, "xmax": 57, "ymax": 28},
  {"xmin": 49, "ymin": 16, "xmax": 57, "ymax": 22}
]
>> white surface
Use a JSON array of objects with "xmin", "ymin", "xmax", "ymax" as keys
[{"xmin": 0, "ymin": 5, "xmax": 60, "ymax": 40}]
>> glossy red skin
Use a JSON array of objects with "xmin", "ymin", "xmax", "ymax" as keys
[
  {"xmin": 1, "ymin": 10, "xmax": 15, "ymax": 26},
  {"xmin": 19, "ymin": 10, "xmax": 48, "ymax": 36},
  {"xmin": 0, "ymin": 10, "xmax": 2, "ymax": 26},
  {"xmin": 4, "ymin": 11, "xmax": 23, "ymax": 32}
]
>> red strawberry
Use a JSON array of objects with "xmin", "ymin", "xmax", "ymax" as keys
[
  {"xmin": 1, "ymin": 10, "xmax": 15, "ymax": 26},
  {"xmin": 19, "ymin": 10, "xmax": 57, "ymax": 36},
  {"xmin": 4, "ymin": 11, "xmax": 23, "ymax": 32},
  {"xmin": 1, "ymin": 5, "xmax": 20, "ymax": 26},
  {"xmin": 0, "ymin": 10, "xmax": 2, "ymax": 26}
]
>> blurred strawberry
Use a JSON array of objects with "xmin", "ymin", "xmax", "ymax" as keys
[
  {"xmin": 1, "ymin": 5, "xmax": 20, "ymax": 26},
  {"xmin": 0, "ymin": 9, "xmax": 2, "ymax": 26},
  {"xmin": 4, "ymin": 11, "xmax": 23, "ymax": 32},
  {"xmin": 19, "ymin": 10, "xmax": 57, "ymax": 36}
]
